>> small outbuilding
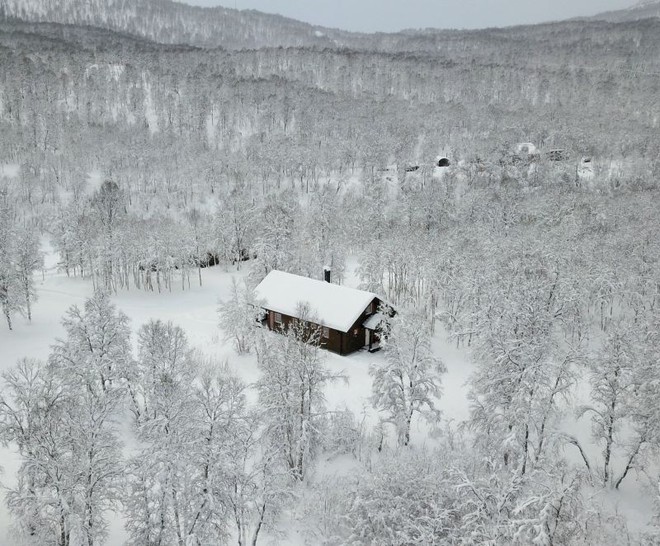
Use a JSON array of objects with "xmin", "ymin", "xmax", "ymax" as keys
[
  {"xmin": 547, "ymin": 149, "xmax": 570, "ymax": 162},
  {"xmin": 513, "ymin": 143, "xmax": 541, "ymax": 162},
  {"xmin": 515, "ymin": 142, "xmax": 538, "ymax": 155},
  {"xmin": 437, "ymin": 157, "xmax": 451, "ymax": 167},
  {"xmin": 254, "ymin": 270, "xmax": 387, "ymax": 355}
]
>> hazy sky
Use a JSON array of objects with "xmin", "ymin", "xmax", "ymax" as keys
[{"xmin": 183, "ymin": 0, "xmax": 636, "ymax": 32}]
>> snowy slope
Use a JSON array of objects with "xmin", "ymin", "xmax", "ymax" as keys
[
  {"xmin": 591, "ymin": 0, "xmax": 660, "ymax": 22},
  {"xmin": 5, "ymin": 0, "xmax": 657, "ymax": 56},
  {"xmin": 0, "ymin": 0, "xmax": 346, "ymax": 49}
]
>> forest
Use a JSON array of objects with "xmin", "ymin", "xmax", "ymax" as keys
[{"xmin": 1, "ymin": 0, "xmax": 660, "ymax": 544}]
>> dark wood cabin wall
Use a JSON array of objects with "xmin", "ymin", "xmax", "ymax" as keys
[
  {"xmin": 264, "ymin": 310, "xmax": 344, "ymax": 354},
  {"xmin": 342, "ymin": 328, "xmax": 365, "ymax": 355},
  {"xmin": 340, "ymin": 296, "xmax": 383, "ymax": 355},
  {"xmin": 322, "ymin": 329, "xmax": 343, "ymax": 354},
  {"xmin": 263, "ymin": 296, "xmax": 383, "ymax": 356}
]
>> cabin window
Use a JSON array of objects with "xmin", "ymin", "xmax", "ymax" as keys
[
  {"xmin": 365, "ymin": 302, "xmax": 374, "ymax": 315},
  {"xmin": 274, "ymin": 312, "xmax": 282, "ymax": 325},
  {"xmin": 322, "ymin": 327, "xmax": 330, "ymax": 339},
  {"xmin": 353, "ymin": 328, "xmax": 359, "ymax": 336}
]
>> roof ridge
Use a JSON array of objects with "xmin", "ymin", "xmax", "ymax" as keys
[{"xmin": 254, "ymin": 269, "xmax": 379, "ymax": 333}]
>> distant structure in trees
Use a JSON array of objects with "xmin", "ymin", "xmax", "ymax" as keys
[
  {"xmin": 254, "ymin": 270, "xmax": 389, "ymax": 355},
  {"xmin": 509, "ymin": 143, "xmax": 541, "ymax": 164},
  {"xmin": 437, "ymin": 157, "xmax": 451, "ymax": 167},
  {"xmin": 515, "ymin": 142, "xmax": 538, "ymax": 156},
  {"xmin": 405, "ymin": 165, "xmax": 420, "ymax": 172},
  {"xmin": 547, "ymin": 149, "xmax": 570, "ymax": 162}
]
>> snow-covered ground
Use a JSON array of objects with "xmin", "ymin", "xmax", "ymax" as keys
[
  {"xmin": 0, "ymin": 240, "xmax": 652, "ymax": 545},
  {"xmin": 0, "ymin": 241, "xmax": 474, "ymax": 543},
  {"xmin": 0, "ymin": 164, "xmax": 20, "ymax": 179},
  {"xmin": 2, "ymin": 239, "xmax": 655, "ymax": 542}
]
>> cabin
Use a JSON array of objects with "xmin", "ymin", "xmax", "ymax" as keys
[
  {"xmin": 547, "ymin": 149, "xmax": 570, "ymax": 162},
  {"xmin": 254, "ymin": 270, "xmax": 388, "ymax": 355},
  {"xmin": 514, "ymin": 143, "xmax": 541, "ymax": 161},
  {"xmin": 515, "ymin": 142, "xmax": 538, "ymax": 156}
]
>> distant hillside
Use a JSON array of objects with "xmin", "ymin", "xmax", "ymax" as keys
[
  {"xmin": 591, "ymin": 0, "xmax": 660, "ymax": 22},
  {"xmin": 0, "ymin": 0, "xmax": 353, "ymax": 49},
  {"xmin": 5, "ymin": 0, "xmax": 660, "ymax": 54},
  {"xmin": 0, "ymin": 0, "xmax": 439, "ymax": 52}
]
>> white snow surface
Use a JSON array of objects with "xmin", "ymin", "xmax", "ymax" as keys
[
  {"xmin": 0, "ymin": 163, "xmax": 20, "ymax": 178},
  {"xmin": 87, "ymin": 169, "xmax": 104, "ymax": 193},
  {"xmin": 362, "ymin": 312, "xmax": 385, "ymax": 330},
  {"xmin": 1, "ymin": 241, "xmax": 655, "ymax": 542},
  {"xmin": 633, "ymin": 0, "xmax": 660, "ymax": 8},
  {"xmin": 254, "ymin": 270, "xmax": 378, "ymax": 333},
  {"xmin": 515, "ymin": 142, "xmax": 538, "ymax": 155},
  {"xmin": 0, "ymin": 245, "xmax": 476, "ymax": 543}
]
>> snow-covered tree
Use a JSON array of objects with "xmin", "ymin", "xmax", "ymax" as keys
[
  {"xmin": 126, "ymin": 319, "xmax": 195, "ymax": 426},
  {"xmin": 468, "ymin": 249, "xmax": 580, "ymax": 476},
  {"xmin": 370, "ymin": 310, "xmax": 445, "ymax": 446},
  {"xmin": 90, "ymin": 179, "xmax": 126, "ymax": 293},
  {"xmin": 124, "ymin": 324, "xmax": 253, "ymax": 544},
  {"xmin": 51, "ymin": 291, "xmax": 132, "ymax": 395},
  {"xmin": 453, "ymin": 460, "xmax": 599, "ymax": 545},
  {"xmin": 1, "ymin": 292, "xmax": 131, "ymax": 546},
  {"xmin": 250, "ymin": 192, "xmax": 298, "ymax": 282},
  {"xmin": 0, "ymin": 358, "xmax": 72, "ymax": 545},
  {"xmin": 48, "ymin": 292, "xmax": 131, "ymax": 545},
  {"xmin": 650, "ymin": 480, "xmax": 660, "ymax": 543},
  {"xmin": 578, "ymin": 324, "xmax": 636, "ymax": 488},
  {"xmin": 223, "ymin": 409, "xmax": 292, "ymax": 546},
  {"xmin": 186, "ymin": 206, "xmax": 214, "ymax": 286},
  {"xmin": 343, "ymin": 449, "xmax": 457, "ymax": 545},
  {"xmin": 13, "ymin": 222, "xmax": 43, "ymax": 323},
  {"xmin": 124, "ymin": 320, "xmax": 201, "ymax": 544},
  {"xmin": 0, "ymin": 188, "xmax": 21, "ymax": 330},
  {"xmin": 255, "ymin": 304, "xmax": 340, "ymax": 481},
  {"xmin": 577, "ymin": 317, "xmax": 660, "ymax": 490},
  {"xmin": 0, "ymin": 205, "xmax": 43, "ymax": 329},
  {"xmin": 215, "ymin": 183, "xmax": 256, "ymax": 268},
  {"xmin": 189, "ymin": 364, "xmax": 251, "ymax": 544},
  {"xmin": 322, "ymin": 408, "xmax": 366, "ymax": 459},
  {"xmin": 218, "ymin": 278, "xmax": 262, "ymax": 354}
]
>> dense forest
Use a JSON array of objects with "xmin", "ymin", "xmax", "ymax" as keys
[{"xmin": 1, "ymin": 0, "xmax": 660, "ymax": 544}]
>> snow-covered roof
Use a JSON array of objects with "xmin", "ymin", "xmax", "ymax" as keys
[
  {"xmin": 515, "ymin": 142, "xmax": 539, "ymax": 155},
  {"xmin": 254, "ymin": 270, "xmax": 378, "ymax": 333},
  {"xmin": 363, "ymin": 313, "xmax": 386, "ymax": 331}
]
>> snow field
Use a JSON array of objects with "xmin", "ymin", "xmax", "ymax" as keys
[
  {"xmin": 1, "ymin": 241, "xmax": 655, "ymax": 542},
  {"xmin": 0, "ymin": 244, "xmax": 474, "ymax": 543}
]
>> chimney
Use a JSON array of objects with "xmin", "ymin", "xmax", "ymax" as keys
[{"xmin": 323, "ymin": 267, "xmax": 331, "ymax": 283}]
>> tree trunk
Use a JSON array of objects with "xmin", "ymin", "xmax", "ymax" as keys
[
  {"xmin": 3, "ymin": 304, "xmax": 12, "ymax": 330},
  {"xmin": 603, "ymin": 412, "xmax": 615, "ymax": 487},
  {"xmin": 603, "ymin": 372, "xmax": 619, "ymax": 486},
  {"xmin": 172, "ymin": 483, "xmax": 184, "ymax": 546},
  {"xmin": 521, "ymin": 424, "xmax": 530, "ymax": 476},
  {"xmin": 25, "ymin": 281, "xmax": 32, "ymax": 322},
  {"xmin": 251, "ymin": 502, "xmax": 268, "ymax": 546},
  {"xmin": 614, "ymin": 436, "xmax": 644, "ymax": 489}
]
